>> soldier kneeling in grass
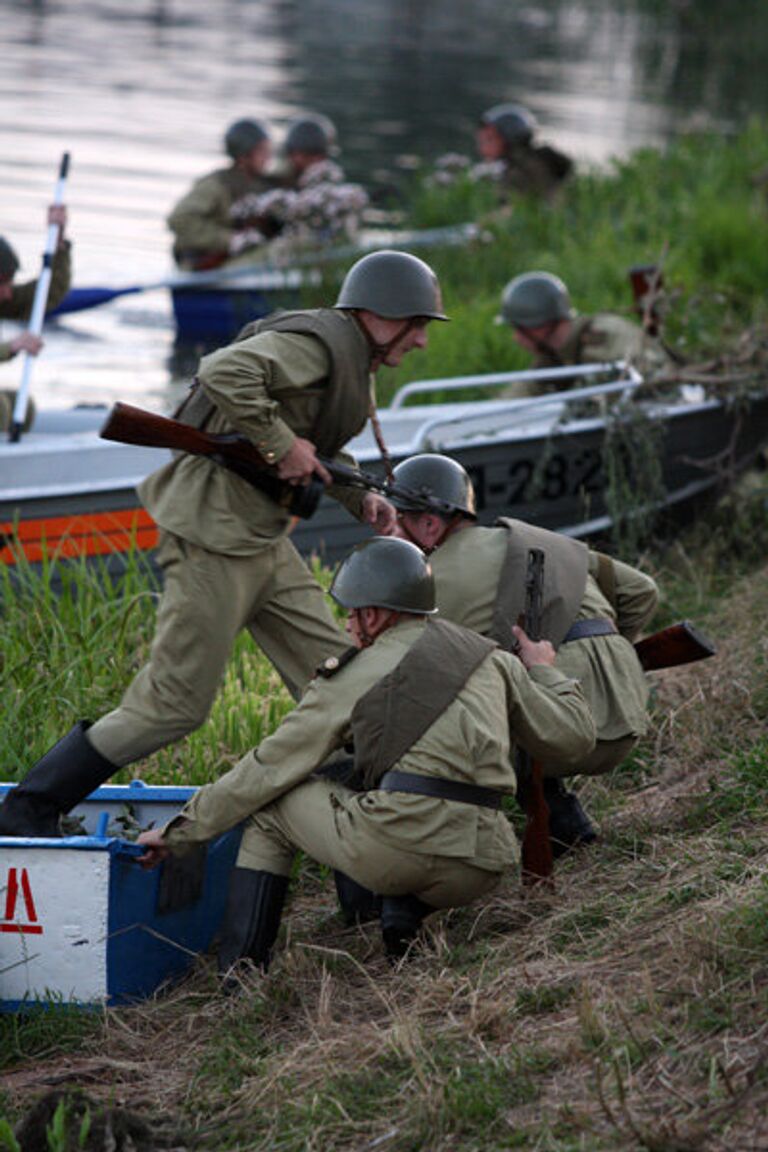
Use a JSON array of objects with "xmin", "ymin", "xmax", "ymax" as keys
[{"xmin": 137, "ymin": 537, "xmax": 595, "ymax": 972}]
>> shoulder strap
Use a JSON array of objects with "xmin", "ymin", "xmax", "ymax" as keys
[
  {"xmin": 491, "ymin": 519, "xmax": 589, "ymax": 649},
  {"xmin": 351, "ymin": 620, "xmax": 496, "ymax": 789}
]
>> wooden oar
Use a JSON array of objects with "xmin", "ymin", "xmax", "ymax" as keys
[
  {"xmin": 9, "ymin": 153, "xmax": 70, "ymax": 443},
  {"xmin": 47, "ymin": 266, "xmax": 309, "ymax": 316}
]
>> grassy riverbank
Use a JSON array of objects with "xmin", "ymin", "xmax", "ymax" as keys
[
  {"xmin": 369, "ymin": 121, "xmax": 768, "ymax": 400},
  {"xmin": 2, "ymin": 127, "xmax": 768, "ymax": 1149},
  {"xmin": 1, "ymin": 485, "xmax": 767, "ymax": 1150}
]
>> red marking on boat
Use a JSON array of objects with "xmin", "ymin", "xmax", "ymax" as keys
[
  {"xmin": 1, "ymin": 866, "xmax": 44, "ymax": 935},
  {"xmin": 0, "ymin": 508, "xmax": 158, "ymax": 565}
]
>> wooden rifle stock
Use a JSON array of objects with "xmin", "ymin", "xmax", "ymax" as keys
[
  {"xmin": 635, "ymin": 620, "xmax": 716, "ymax": 672},
  {"xmin": 628, "ymin": 263, "xmax": 663, "ymax": 337},
  {"xmin": 518, "ymin": 548, "xmax": 555, "ymax": 885},
  {"xmin": 100, "ymin": 402, "xmax": 323, "ymax": 517},
  {"xmin": 99, "ymin": 402, "xmax": 461, "ymax": 520}
]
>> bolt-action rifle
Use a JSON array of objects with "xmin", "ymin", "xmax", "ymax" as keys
[
  {"xmin": 517, "ymin": 548, "xmax": 555, "ymax": 885},
  {"xmin": 634, "ymin": 620, "xmax": 715, "ymax": 672},
  {"xmin": 99, "ymin": 401, "xmax": 461, "ymax": 520},
  {"xmin": 513, "ymin": 553, "xmax": 716, "ymax": 884}
]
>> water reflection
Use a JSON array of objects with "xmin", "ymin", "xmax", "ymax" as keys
[{"xmin": 0, "ymin": 0, "xmax": 766, "ymax": 409}]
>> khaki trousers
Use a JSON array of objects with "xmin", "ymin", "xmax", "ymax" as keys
[
  {"xmin": 237, "ymin": 777, "xmax": 504, "ymax": 910},
  {"xmin": 88, "ymin": 532, "xmax": 347, "ymax": 766}
]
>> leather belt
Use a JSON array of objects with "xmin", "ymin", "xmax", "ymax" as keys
[
  {"xmin": 562, "ymin": 618, "xmax": 618, "ymax": 643},
  {"xmin": 377, "ymin": 769, "xmax": 503, "ymax": 810}
]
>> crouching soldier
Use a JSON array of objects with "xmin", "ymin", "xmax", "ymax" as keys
[
  {"xmin": 386, "ymin": 454, "xmax": 660, "ymax": 856},
  {"xmin": 137, "ymin": 537, "xmax": 595, "ymax": 970}
]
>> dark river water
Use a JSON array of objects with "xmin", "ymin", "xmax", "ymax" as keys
[{"xmin": 2, "ymin": 0, "xmax": 767, "ymax": 411}]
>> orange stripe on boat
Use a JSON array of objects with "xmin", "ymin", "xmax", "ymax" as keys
[{"xmin": 0, "ymin": 508, "xmax": 159, "ymax": 565}]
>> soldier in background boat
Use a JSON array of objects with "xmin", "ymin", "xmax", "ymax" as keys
[
  {"xmin": 496, "ymin": 271, "xmax": 674, "ymax": 397},
  {"xmin": 230, "ymin": 114, "xmax": 369, "ymax": 252},
  {"xmin": 383, "ymin": 453, "xmax": 659, "ymax": 858},
  {"xmin": 135, "ymin": 537, "xmax": 595, "ymax": 970},
  {"xmin": 167, "ymin": 118, "xmax": 281, "ymax": 271},
  {"xmin": 0, "ymin": 250, "xmax": 446, "ymax": 840},
  {"xmin": 0, "ymin": 205, "xmax": 71, "ymax": 431},
  {"xmin": 430, "ymin": 103, "xmax": 572, "ymax": 203}
]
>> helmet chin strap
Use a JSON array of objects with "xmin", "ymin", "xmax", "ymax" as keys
[
  {"xmin": 353, "ymin": 314, "xmax": 418, "ymax": 364},
  {"xmin": 518, "ymin": 322, "xmax": 565, "ymax": 366},
  {"xmin": 358, "ymin": 607, "xmax": 402, "ymax": 647},
  {"xmin": 353, "ymin": 314, "xmax": 418, "ymax": 485}
]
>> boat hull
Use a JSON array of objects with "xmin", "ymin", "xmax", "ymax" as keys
[
  {"xmin": 2, "ymin": 385, "xmax": 766, "ymax": 575},
  {"xmin": 170, "ymin": 282, "xmax": 303, "ymax": 344}
]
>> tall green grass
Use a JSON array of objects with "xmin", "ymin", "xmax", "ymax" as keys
[
  {"xmin": 361, "ymin": 122, "xmax": 768, "ymax": 401},
  {"xmin": 0, "ymin": 546, "xmax": 297, "ymax": 787}
]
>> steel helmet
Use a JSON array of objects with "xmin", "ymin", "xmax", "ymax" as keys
[
  {"xmin": 330, "ymin": 538, "xmax": 436, "ymax": 614},
  {"xmin": 0, "ymin": 237, "xmax": 20, "ymax": 280},
  {"xmin": 480, "ymin": 103, "xmax": 537, "ymax": 148},
  {"xmin": 335, "ymin": 250, "xmax": 449, "ymax": 321},
  {"xmin": 284, "ymin": 113, "xmax": 338, "ymax": 156},
  {"xmin": 390, "ymin": 455, "xmax": 477, "ymax": 519},
  {"xmin": 225, "ymin": 118, "xmax": 270, "ymax": 159},
  {"xmin": 497, "ymin": 271, "xmax": 574, "ymax": 328}
]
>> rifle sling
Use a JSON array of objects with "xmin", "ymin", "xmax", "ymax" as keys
[
  {"xmin": 562, "ymin": 618, "xmax": 618, "ymax": 643},
  {"xmin": 377, "ymin": 770, "xmax": 503, "ymax": 810}
]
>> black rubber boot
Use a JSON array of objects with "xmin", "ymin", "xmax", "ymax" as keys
[
  {"xmin": 380, "ymin": 894, "xmax": 433, "ymax": 960},
  {"xmin": 0, "ymin": 721, "xmax": 117, "ymax": 838},
  {"xmin": 543, "ymin": 777, "xmax": 598, "ymax": 858},
  {"xmin": 334, "ymin": 871, "xmax": 383, "ymax": 926},
  {"xmin": 217, "ymin": 868, "xmax": 290, "ymax": 981}
]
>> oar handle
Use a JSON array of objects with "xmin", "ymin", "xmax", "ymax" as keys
[{"xmin": 9, "ymin": 152, "xmax": 71, "ymax": 443}]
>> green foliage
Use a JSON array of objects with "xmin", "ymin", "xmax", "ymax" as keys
[
  {"xmin": 601, "ymin": 400, "xmax": 667, "ymax": 558},
  {"xmin": 45, "ymin": 1096, "xmax": 92, "ymax": 1152},
  {"xmin": 0, "ymin": 1118, "xmax": 20, "ymax": 1152},
  {"xmin": 374, "ymin": 122, "xmax": 768, "ymax": 401},
  {"xmin": 0, "ymin": 1004, "xmax": 104, "ymax": 1073},
  {"xmin": 0, "ymin": 545, "xmax": 296, "ymax": 786},
  {"xmin": 683, "ymin": 736, "xmax": 768, "ymax": 832}
]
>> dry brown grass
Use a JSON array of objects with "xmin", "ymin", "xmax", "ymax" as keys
[{"xmin": 2, "ymin": 563, "xmax": 768, "ymax": 1151}]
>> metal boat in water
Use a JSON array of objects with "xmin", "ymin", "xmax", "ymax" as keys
[{"xmin": 2, "ymin": 363, "xmax": 766, "ymax": 574}]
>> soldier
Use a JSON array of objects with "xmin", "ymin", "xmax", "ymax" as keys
[
  {"xmin": 0, "ymin": 250, "xmax": 445, "ymax": 840},
  {"xmin": 431, "ymin": 103, "xmax": 572, "ymax": 203},
  {"xmin": 385, "ymin": 454, "xmax": 659, "ymax": 856},
  {"xmin": 0, "ymin": 206, "xmax": 72, "ymax": 430},
  {"xmin": 136, "ymin": 537, "xmax": 595, "ymax": 970},
  {"xmin": 167, "ymin": 118, "xmax": 279, "ymax": 270},
  {"xmin": 475, "ymin": 104, "xmax": 573, "ymax": 200},
  {"xmin": 497, "ymin": 271, "xmax": 673, "ymax": 395},
  {"xmin": 231, "ymin": 113, "xmax": 369, "ymax": 250}
]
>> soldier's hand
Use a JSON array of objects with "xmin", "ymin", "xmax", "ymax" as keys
[
  {"xmin": 9, "ymin": 332, "xmax": 44, "ymax": 357},
  {"xmin": 136, "ymin": 827, "xmax": 172, "ymax": 870},
  {"xmin": 48, "ymin": 204, "xmax": 67, "ymax": 241},
  {"xmin": 277, "ymin": 437, "xmax": 332, "ymax": 486},
  {"xmin": 511, "ymin": 625, "xmax": 556, "ymax": 670},
  {"xmin": 362, "ymin": 492, "xmax": 398, "ymax": 534}
]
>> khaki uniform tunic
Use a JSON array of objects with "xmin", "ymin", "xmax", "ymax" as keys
[
  {"xmin": 500, "ymin": 142, "xmax": 573, "ymax": 200},
  {"xmin": 0, "ymin": 244, "xmax": 72, "ymax": 429},
  {"xmin": 167, "ymin": 166, "xmax": 275, "ymax": 268},
  {"xmin": 428, "ymin": 525, "xmax": 659, "ymax": 777},
  {"xmin": 502, "ymin": 312, "xmax": 672, "ymax": 399},
  {"xmin": 162, "ymin": 618, "xmax": 595, "ymax": 906},
  {"xmin": 87, "ymin": 317, "xmax": 371, "ymax": 767},
  {"xmin": 535, "ymin": 313, "xmax": 672, "ymax": 379}
]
